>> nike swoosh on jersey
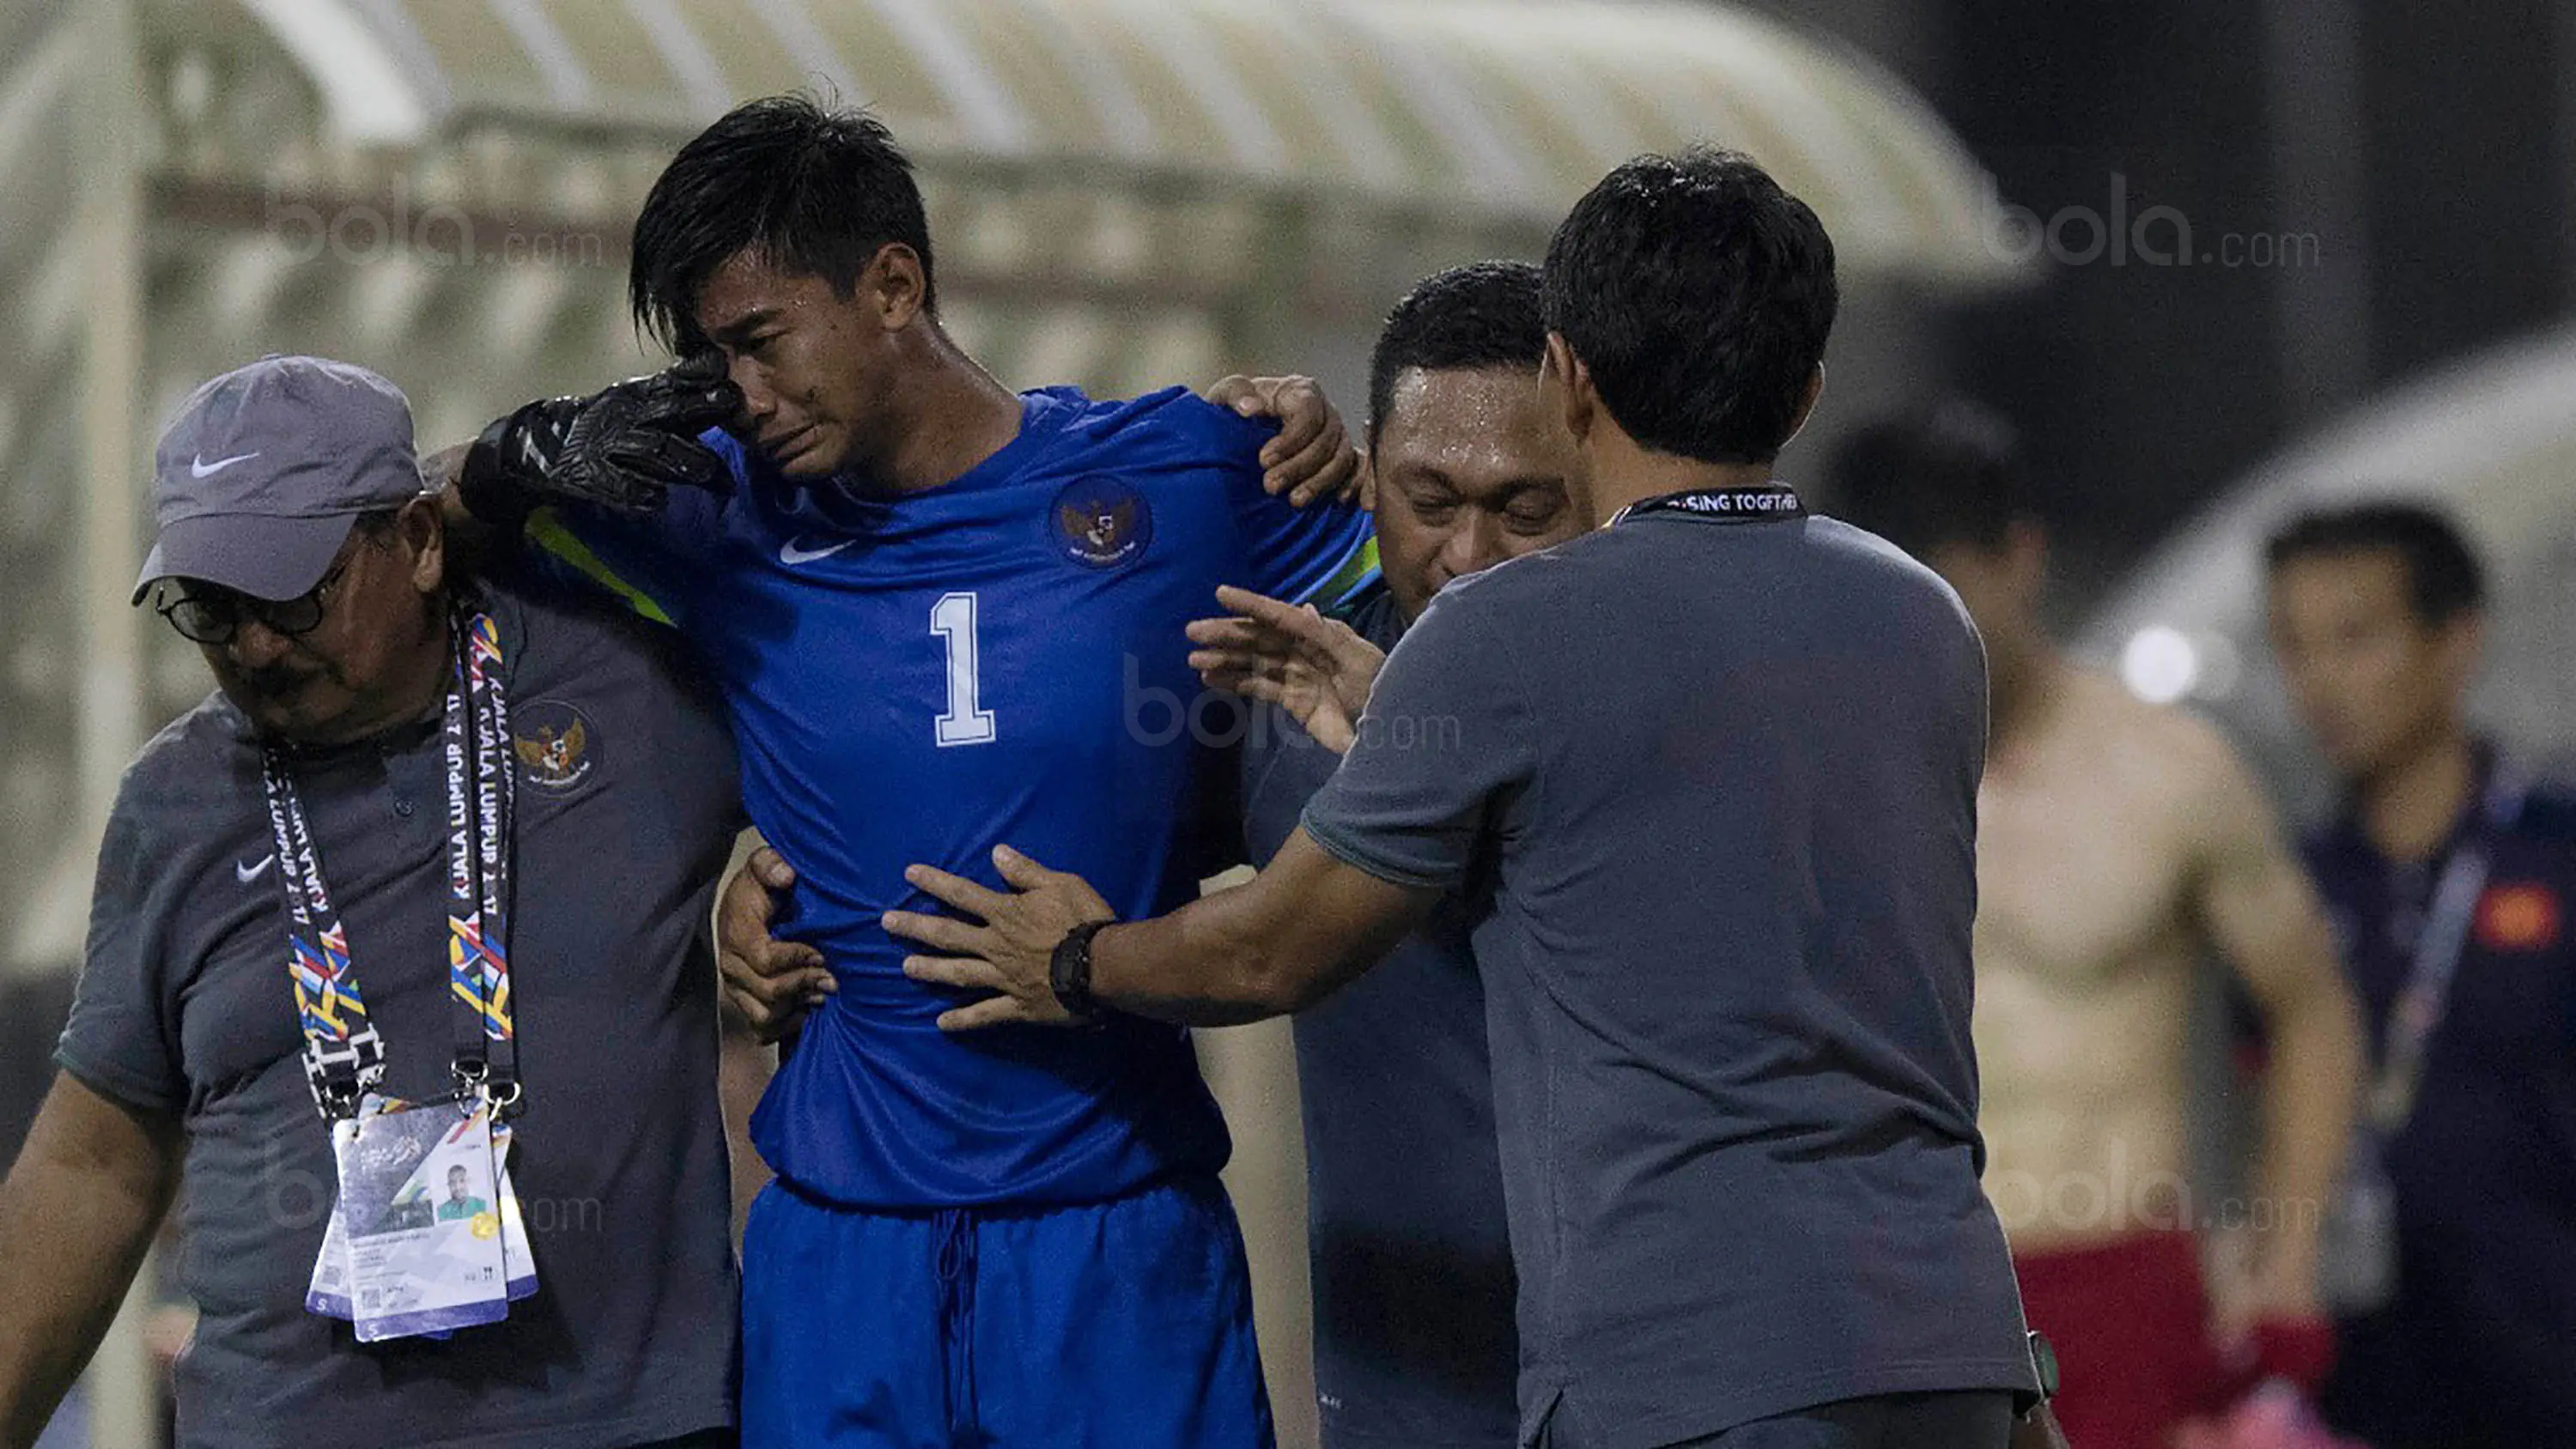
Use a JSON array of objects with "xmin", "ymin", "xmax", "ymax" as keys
[
  {"xmin": 191, "ymin": 451, "xmax": 261, "ymax": 478},
  {"xmin": 237, "ymin": 854, "xmax": 276, "ymax": 883},
  {"xmin": 779, "ymin": 537, "xmax": 859, "ymax": 566}
]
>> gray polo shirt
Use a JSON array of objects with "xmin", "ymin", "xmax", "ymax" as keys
[
  {"xmin": 1301, "ymin": 508, "xmax": 2034, "ymax": 1449},
  {"xmin": 58, "ymin": 570, "xmax": 744, "ymax": 1449},
  {"xmin": 1242, "ymin": 580, "xmax": 1517, "ymax": 1449}
]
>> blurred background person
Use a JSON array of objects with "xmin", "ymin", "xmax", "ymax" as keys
[
  {"xmin": 1833, "ymin": 405, "xmax": 2363, "ymax": 1449},
  {"xmin": 2266, "ymin": 501, "xmax": 2576, "ymax": 1449}
]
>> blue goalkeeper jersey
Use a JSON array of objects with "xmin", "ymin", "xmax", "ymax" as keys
[{"xmin": 527, "ymin": 385, "xmax": 1378, "ymax": 1208}]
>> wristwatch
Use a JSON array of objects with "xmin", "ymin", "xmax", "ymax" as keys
[
  {"xmin": 1049, "ymin": 919, "xmax": 1112, "ymax": 1018},
  {"xmin": 2020, "ymin": 1328, "xmax": 2060, "ymax": 1417}
]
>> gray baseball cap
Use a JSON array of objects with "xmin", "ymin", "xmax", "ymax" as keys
[{"xmin": 131, "ymin": 355, "xmax": 429, "ymax": 604}]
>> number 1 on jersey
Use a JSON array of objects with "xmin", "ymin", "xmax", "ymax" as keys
[{"xmin": 932, "ymin": 591, "xmax": 998, "ymax": 747}]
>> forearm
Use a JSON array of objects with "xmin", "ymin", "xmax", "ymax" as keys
[
  {"xmin": 2249, "ymin": 975, "xmax": 2365, "ymax": 1308},
  {"xmin": 424, "ymin": 440, "xmax": 468, "ymax": 497},
  {"xmin": 1090, "ymin": 831, "xmax": 1430, "ymax": 1026},
  {"xmin": 2190, "ymin": 748, "xmax": 2366, "ymax": 1314},
  {"xmin": 0, "ymin": 1086, "xmax": 179, "ymax": 1446},
  {"xmin": 424, "ymin": 440, "xmax": 505, "ymax": 569},
  {"xmin": 1091, "ymin": 887, "xmax": 1314, "ymax": 1027}
]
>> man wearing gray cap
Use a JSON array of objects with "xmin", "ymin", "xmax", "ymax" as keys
[{"xmin": 0, "ymin": 355, "xmax": 748, "ymax": 1449}]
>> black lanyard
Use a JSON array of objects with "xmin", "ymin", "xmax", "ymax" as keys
[
  {"xmin": 261, "ymin": 607, "xmax": 519, "ymax": 1121},
  {"xmin": 1607, "ymin": 482, "xmax": 1807, "ymax": 527}
]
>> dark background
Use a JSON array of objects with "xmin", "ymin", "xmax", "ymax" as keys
[{"xmin": 1766, "ymin": 0, "xmax": 2575, "ymax": 603}]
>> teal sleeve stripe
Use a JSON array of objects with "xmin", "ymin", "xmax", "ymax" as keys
[{"xmin": 1291, "ymin": 533, "xmax": 1382, "ymax": 611}]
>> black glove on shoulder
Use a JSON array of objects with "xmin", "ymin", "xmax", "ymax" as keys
[{"xmin": 459, "ymin": 354, "xmax": 742, "ymax": 525}]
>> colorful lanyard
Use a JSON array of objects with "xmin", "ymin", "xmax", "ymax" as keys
[
  {"xmin": 2368, "ymin": 762, "xmax": 2527, "ymax": 1132},
  {"xmin": 261, "ymin": 609, "xmax": 519, "ymax": 1121},
  {"xmin": 1607, "ymin": 482, "xmax": 1808, "ymax": 527}
]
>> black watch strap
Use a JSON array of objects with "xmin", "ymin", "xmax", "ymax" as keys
[{"xmin": 1050, "ymin": 920, "xmax": 1111, "ymax": 1017}]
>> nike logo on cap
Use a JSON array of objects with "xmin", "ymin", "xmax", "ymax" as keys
[
  {"xmin": 237, "ymin": 854, "xmax": 276, "ymax": 883},
  {"xmin": 191, "ymin": 452, "xmax": 261, "ymax": 478},
  {"xmin": 779, "ymin": 537, "xmax": 859, "ymax": 567}
]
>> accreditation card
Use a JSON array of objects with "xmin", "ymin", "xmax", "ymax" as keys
[{"xmin": 303, "ymin": 1094, "xmax": 532, "ymax": 1341}]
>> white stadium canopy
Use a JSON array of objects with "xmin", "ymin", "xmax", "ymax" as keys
[{"xmin": 228, "ymin": 0, "xmax": 2014, "ymax": 287}]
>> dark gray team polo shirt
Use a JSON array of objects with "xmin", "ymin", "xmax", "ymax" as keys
[
  {"xmin": 1301, "ymin": 508, "xmax": 2035, "ymax": 1449},
  {"xmin": 1241, "ymin": 581, "xmax": 1518, "ymax": 1449},
  {"xmin": 58, "ymin": 570, "xmax": 744, "ymax": 1449}
]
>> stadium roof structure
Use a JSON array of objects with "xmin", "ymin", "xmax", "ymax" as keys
[
  {"xmin": 222, "ymin": 0, "xmax": 2015, "ymax": 289},
  {"xmin": 2078, "ymin": 322, "xmax": 2576, "ymax": 816}
]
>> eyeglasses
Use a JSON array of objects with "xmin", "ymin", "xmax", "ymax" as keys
[{"xmin": 155, "ymin": 557, "xmax": 355, "ymax": 646}]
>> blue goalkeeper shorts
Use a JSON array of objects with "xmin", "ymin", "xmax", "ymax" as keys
[{"xmin": 740, "ymin": 1173, "xmax": 1274, "ymax": 1448}]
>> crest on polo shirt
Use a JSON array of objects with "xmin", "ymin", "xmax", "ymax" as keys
[
  {"xmin": 1050, "ymin": 477, "xmax": 1152, "ymax": 569},
  {"xmin": 513, "ymin": 700, "xmax": 598, "ymax": 793}
]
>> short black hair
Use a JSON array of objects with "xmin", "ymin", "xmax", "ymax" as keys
[
  {"xmin": 1541, "ymin": 148, "xmax": 1838, "ymax": 465},
  {"xmin": 1366, "ymin": 261, "xmax": 1546, "ymax": 442},
  {"xmin": 2266, "ymin": 500, "xmax": 2486, "ymax": 625},
  {"xmin": 1828, "ymin": 399, "xmax": 2029, "ymax": 558},
  {"xmin": 630, "ymin": 95, "xmax": 936, "ymax": 354}
]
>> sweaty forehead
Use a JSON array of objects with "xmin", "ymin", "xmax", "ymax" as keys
[{"xmin": 1377, "ymin": 367, "xmax": 1565, "ymax": 493}]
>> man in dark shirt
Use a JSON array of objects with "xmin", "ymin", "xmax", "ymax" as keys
[
  {"xmin": 1200, "ymin": 258, "xmax": 1589, "ymax": 1446},
  {"xmin": 0, "ymin": 356, "xmax": 744, "ymax": 1449},
  {"xmin": 1233, "ymin": 262, "xmax": 1582, "ymax": 1449},
  {"xmin": 2266, "ymin": 502, "xmax": 2576, "ymax": 1449},
  {"xmin": 882, "ymin": 150, "xmax": 2040, "ymax": 1449}
]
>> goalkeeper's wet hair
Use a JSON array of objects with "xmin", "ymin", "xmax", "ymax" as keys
[{"xmin": 631, "ymin": 94, "xmax": 937, "ymax": 354}]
